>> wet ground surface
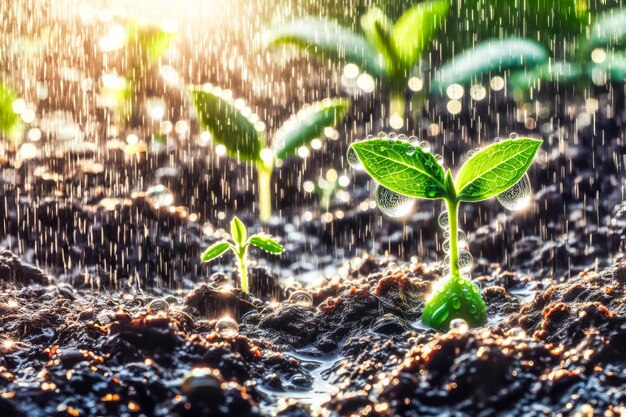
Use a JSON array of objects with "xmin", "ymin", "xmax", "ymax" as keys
[{"xmin": 1, "ymin": 61, "xmax": 626, "ymax": 417}]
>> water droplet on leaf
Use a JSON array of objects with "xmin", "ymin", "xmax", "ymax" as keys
[
  {"xmin": 419, "ymin": 141, "xmax": 431, "ymax": 153},
  {"xmin": 375, "ymin": 186, "xmax": 415, "ymax": 217},
  {"xmin": 497, "ymin": 173, "xmax": 531, "ymax": 211},
  {"xmin": 406, "ymin": 146, "xmax": 416, "ymax": 156},
  {"xmin": 346, "ymin": 146, "xmax": 364, "ymax": 170}
]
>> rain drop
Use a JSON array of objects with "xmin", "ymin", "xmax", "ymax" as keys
[
  {"xmin": 458, "ymin": 250, "xmax": 473, "ymax": 272},
  {"xmin": 215, "ymin": 317, "xmax": 239, "ymax": 338},
  {"xmin": 145, "ymin": 185, "xmax": 174, "ymax": 209},
  {"xmin": 375, "ymin": 186, "xmax": 415, "ymax": 218},
  {"xmin": 346, "ymin": 146, "xmax": 364, "ymax": 170},
  {"xmin": 438, "ymin": 210, "xmax": 449, "ymax": 229},
  {"xmin": 419, "ymin": 141, "xmax": 431, "ymax": 153},
  {"xmin": 289, "ymin": 290, "xmax": 313, "ymax": 307},
  {"xmin": 147, "ymin": 298, "xmax": 170, "ymax": 314},
  {"xmin": 449, "ymin": 318, "xmax": 469, "ymax": 333},
  {"xmin": 497, "ymin": 173, "xmax": 532, "ymax": 211}
]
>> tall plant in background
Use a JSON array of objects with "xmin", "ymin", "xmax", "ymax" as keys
[
  {"xmin": 348, "ymin": 136, "xmax": 542, "ymax": 329},
  {"xmin": 268, "ymin": 0, "xmax": 448, "ymax": 129},
  {"xmin": 192, "ymin": 86, "xmax": 348, "ymax": 223},
  {"xmin": 100, "ymin": 20, "xmax": 175, "ymax": 127},
  {"xmin": 0, "ymin": 82, "xmax": 22, "ymax": 141}
]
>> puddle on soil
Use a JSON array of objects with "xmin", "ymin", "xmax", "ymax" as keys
[{"xmin": 258, "ymin": 350, "xmax": 343, "ymax": 414}]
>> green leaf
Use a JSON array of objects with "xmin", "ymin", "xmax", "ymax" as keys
[
  {"xmin": 273, "ymin": 98, "xmax": 349, "ymax": 160},
  {"xmin": 455, "ymin": 138, "xmax": 542, "ymax": 202},
  {"xmin": 509, "ymin": 61, "xmax": 583, "ymax": 91},
  {"xmin": 360, "ymin": 7, "xmax": 396, "ymax": 71},
  {"xmin": 200, "ymin": 241, "xmax": 231, "ymax": 262},
  {"xmin": 267, "ymin": 18, "xmax": 387, "ymax": 78},
  {"xmin": 591, "ymin": 8, "xmax": 626, "ymax": 48},
  {"xmin": 350, "ymin": 139, "xmax": 446, "ymax": 199},
  {"xmin": 0, "ymin": 81, "xmax": 20, "ymax": 135},
  {"xmin": 191, "ymin": 88, "xmax": 264, "ymax": 161},
  {"xmin": 391, "ymin": 0, "xmax": 449, "ymax": 71},
  {"xmin": 248, "ymin": 234, "xmax": 285, "ymax": 254},
  {"xmin": 230, "ymin": 216, "xmax": 247, "ymax": 246},
  {"xmin": 432, "ymin": 38, "xmax": 548, "ymax": 92}
]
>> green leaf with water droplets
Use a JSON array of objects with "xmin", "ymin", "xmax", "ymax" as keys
[
  {"xmin": 267, "ymin": 18, "xmax": 386, "ymax": 78},
  {"xmin": 455, "ymin": 138, "xmax": 542, "ymax": 202},
  {"xmin": 200, "ymin": 241, "xmax": 231, "ymax": 262},
  {"xmin": 360, "ymin": 7, "xmax": 396, "ymax": 72},
  {"xmin": 350, "ymin": 139, "xmax": 446, "ymax": 200},
  {"xmin": 421, "ymin": 274, "xmax": 487, "ymax": 329},
  {"xmin": 191, "ymin": 88, "xmax": 264, "ymax": 161},
  {"xmin": 273, "ymin": 98, "xmax": 349, "ymax": 160},
  {"xmin": 248, "ymin": 234, "xmax": 284, "ymax": 254}
]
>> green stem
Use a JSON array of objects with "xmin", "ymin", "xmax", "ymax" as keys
[
  {"xmin": 446, "ymin": 198, "xmax": 460, "ymax": 277},
  {"xmin": 389, "ymin": 91, "xmax": 406, "ymax": 128},
  {"xmin": 256, "ymin": 162, "xmax": 273, "ymax": 224},
  {"xmin": 237, "ymin": 248, "xmax": 248, "ymax": 293}
]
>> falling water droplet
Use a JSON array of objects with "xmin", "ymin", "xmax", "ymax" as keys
[
  {"xmin": 449, "ymin": 318, "xmax": 469, "ymax": 333},
  {"xmin": 145, "ymin": 185, "xmax": 174, "ymax": 209},
  {"xmin": 346, "ymin": 146, "xmax": 364, "ymax": 170},
  {"xmin": 458, "ymin": 250, "xmax": 473, "ymax": 272},
  {"xmin": 215, "ymin": 317, "xmax": 239, "ymax": 338},
  {"xmin": 438, "ymin": 210, "xmax": 449, "ymax": 229},
  {"xmin": 289, "ymin": 290, "xmax": 313, "ymax": 307},
  {"xmin": 375, "ymin": 186, "xmax": 415, "ymax": 217},
  {"xmin": 497, "ymin": 173, "xmax": 532, "ymax": 211},
  {"xmin": 147, "ymin": 298, "xmax": 170, "ymax": 314}
]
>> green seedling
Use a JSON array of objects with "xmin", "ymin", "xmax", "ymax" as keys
[
  {"xmin": 348, "ymin": 136, "xmax": 542, "ymax": 329},
  {"xmin": 267, "ymin": 0, "xmax": 448, "ymax": 128},
  {"xmin": 200, "ymin": 216, "xmax": 284, "ymax": 293},
  {"xmin": 192, "ymin": 87, "xmax": 348, "ymax": 223}
]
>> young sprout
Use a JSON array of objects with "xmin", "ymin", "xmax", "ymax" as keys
[
  {"xmin": 192, "ymin": 88, "xmax": 348, "ymax": 223},
  {"xmin": 267, "ymin": 0, "xmax": 448, "ymax": 128},
  {"xmin": 200, "ymin": 216, "xmax": 284, "ymax": 293},
  {"xmin": 347, "ymin": 136, "xmax": 542, "ymax": 329}
]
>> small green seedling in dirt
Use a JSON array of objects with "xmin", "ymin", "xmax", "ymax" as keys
[
  {"xmin": 192, "ymin": 87, "xmax": 348, "ymax": 223},
  {"xmin": 200, "ymin": 216, "xmax": 284, "ymax": 293},
  {"xmin": 347, "ymin": 136, "xmax": 542, "ymax": 329},
  {"xmin": 267, "ymin": 0, "xmax": 448, "ymax": 128}
]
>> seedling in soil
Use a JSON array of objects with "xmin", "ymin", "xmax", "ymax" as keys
[
  {"xmin": 192, "ymin": 87, "xmax": 348, "ymax": 223},
  {"xmin": 200, "ymin": 216, "xmax": 284, "ymax": 293},
  {"xmin": 348, "ymin": 135, "xmax": 542, "ymax": 329},
  {"xmin": 267, "ymin": 0, "xmax": 448, "ymax": 128}
]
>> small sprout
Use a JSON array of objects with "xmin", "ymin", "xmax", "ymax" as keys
[
  {"xmin": 192, "ymin": 89, "xmax": 348, "ymax": 222},
  {"xmin": 348, "ymin": 136, "xmax": 542, "ymax": 329},
  {"xmin": 200, "ymin": 216, "xmax": 284, "ymax": 293}
]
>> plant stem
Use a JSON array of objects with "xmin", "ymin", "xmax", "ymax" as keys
[
  {"xmin": 256, "ymin": 162, "xmax": 273, "ymax": 224},
  {"xmin": 389, "ymin": 91, "xmax": 406, "ymax": 127},
  {"xmin": 237, "ymin": 248, "xmax": 249, "ymax": 293},
  {"xmin": 446, "ymin": 198, "xmax": 460, "ymax": 278}
]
